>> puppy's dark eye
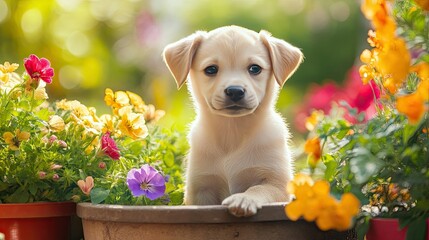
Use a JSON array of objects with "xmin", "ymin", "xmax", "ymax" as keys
[
  {"xmin": 204, "ymin": 65, "xmax": 218, "ymax": 76},
  {"xmin": 248, "ymin": 64, "xmax": 262, "ymax": 75}
]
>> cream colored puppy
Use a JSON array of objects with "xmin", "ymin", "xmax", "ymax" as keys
[{"xmin": 163, "ymin": 26, "xmax": 303, "ymax": 217}]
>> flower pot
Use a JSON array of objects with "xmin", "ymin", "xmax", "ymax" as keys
[
  {"xmin": 366, "ymin": 218, "xmax": 429, "ymax": 240},
  {"xmin": 0, "ymin": 202, "xmax": 77, "ymax": 240},
  {"xmin": 77, "ymin": 202, "xmax": 355, "ymax": 240}
]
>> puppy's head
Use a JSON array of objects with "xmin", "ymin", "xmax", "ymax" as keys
[{"xmin": 163, "ymin": 26, "xmax": 303, "ymax": 117}]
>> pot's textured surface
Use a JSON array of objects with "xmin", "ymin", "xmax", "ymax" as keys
[{"xmin": 77, "ymin": 203, "xmax": 356, "ymax": 240}]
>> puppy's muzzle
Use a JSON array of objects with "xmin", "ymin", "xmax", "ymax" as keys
[{"xmin": 224, "ymin": 86, "xmax": 245, "ymax": 102}]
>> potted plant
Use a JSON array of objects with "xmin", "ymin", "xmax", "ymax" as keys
[
  {"xmin": 0, "ymin": 54, "xmax": 186, "ymax": 239},
  {"xmin": 286, "ymin": 1, "xmax": 428, "ymax": 240}
]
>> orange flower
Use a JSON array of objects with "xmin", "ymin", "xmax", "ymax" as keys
[
  {"xmin": 285, "ymin": 174, "xmax": 360, "ymax": 231},
  {"xmin": 397, "ymin": 93, "xmax": 426, "ymax": 124},
  {"xmin": 376, "ymin": 38, "xmax": 411, "ymax": 92},
  {"xmin": 304, "ymin": 137, "xmax": 322, "ymax": 168},
  {"xmin": 414, "ymin": 0, "xmax": 429, "ymax": 11},
  {"xmin": 411, "ymin": 62, "xmax": 429, "ymax": 81},
  {"xmin": 361, "ymin": 0, "xmax": 396, "ymax": 39},
  {"xmin": 416, "ymin": 79, "xmax": 429, "ymax": 101},
  {"xmin": 77, "ymin": 176, "xmax": 94, "ymax": 196},
  {"xmin": 305, "ymin": 110, "xmax": 323, "ymax": 131}
]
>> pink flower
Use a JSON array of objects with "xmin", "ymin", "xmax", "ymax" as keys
[
  {"xmin": 52, "ymin": 174, "xmax": 60, "ymax": 181},
  {"xmin": 50, "ymin": 164, "xmax": 62, "ymax": 170},
  {"xmin": 24, "ymin": 54, "xmax": 54, "ymax": 84},
  {"xmin": 101, "ymin": 132, "xmax": 120, "ymax": 160},
  {"xmin": 341, "ymin": 68, "xmax": 381, "ymax": 123},
  {"xmin": 98, "ymin": 161, "xmax": 106, "ymax": 169},
  {"xmin": 38, "ymin": 171, "xmax": 47, "ymax": 179},
  {"xmin": 77, "ymin": 176, "xmax": 94, "ymax": 196}
]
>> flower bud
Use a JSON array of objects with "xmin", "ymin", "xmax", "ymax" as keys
[
  {"xmin": 52, "ymin": 174, "xmax": 60, "ymax": 181},
  {"xmin": 58, "ymin": 140, "xmax": 67, "ymax": 148},
  {"xmin": 38, "ymin": 171, "xmax": 47, "ymax": 179},
  {"xmin": 98, "ymin": 162, "xmax": 106, "ymax": 169},
  {"xmin": 50, "ymin": 164, "xmax": 63, "ymax": 170},
  {"xmin": 49, "ymin": 135, "xmax": 58, "ymax": 143}
]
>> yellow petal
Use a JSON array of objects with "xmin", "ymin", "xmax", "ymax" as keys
[
  {"xmin": 285, "ymin": 200, "xmax": 304, "ymax": 221},
  {"xmin": 16, "ymin": 130, "xmax": 30, "ymax": 141},
  {"xmin": 3, "ymin": 132, "xmax": 14, "ymax": 144}
]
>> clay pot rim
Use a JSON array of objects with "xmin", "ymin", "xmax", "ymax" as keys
[{"xmin": 77, "ymin": 202, "xmax": 289, "ymax": 224}]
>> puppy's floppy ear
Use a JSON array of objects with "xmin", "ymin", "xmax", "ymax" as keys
[
  {"xmin": 162, "ymin": 31, "xmax": 205, "ymax": 89},
  {"xmin": 259, "ymin": 30, "xmax": 303, "ymax": 87}
]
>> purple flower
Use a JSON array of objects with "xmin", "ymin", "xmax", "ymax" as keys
[{"xmin": 126, "ymin": 164, "xmax": 166, "ymax": 200}]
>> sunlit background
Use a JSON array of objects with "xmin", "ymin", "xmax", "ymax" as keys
[{"xmin": 0, "ymin": 0, "xmax": 365, "ymax": 141}]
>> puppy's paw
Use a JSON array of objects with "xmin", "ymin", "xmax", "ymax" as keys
[{"xmin": 222, "ymin": 193, "xmax": 262, "ymax": 217}]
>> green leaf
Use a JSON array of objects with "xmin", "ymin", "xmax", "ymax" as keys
[
  {"xmin": 356, "ymin": 215, "xmax": 371, "ymax": 240},
  {"xmin": 350, "ymin": 148, "xmax": 384, "ymax": 184},
  {"xmin": 163, "ymin": 150, "xmax": 175, "ymax": 167},
  {"xmin": 323, "ymin": 155, "xmax": 337, "ymax": 181},
  {"xmin": 405, "ymin": 217, "xmax": 426, "ymax": 240},
  {"xmin": 5, "ymin": 187, "xmax": 30, "ymax": 203},
  {"xmin": 35, "ymin": 108, "xmax": 51, "ymax": 121},
  {"xmin": 90, "ymin": 188, "xmax": 110, "ymax": 204}
]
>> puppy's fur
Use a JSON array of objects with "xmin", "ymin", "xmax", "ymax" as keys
[{"xmin": 163, "ymin": 26, "xmax": 303, "ymax": 217}]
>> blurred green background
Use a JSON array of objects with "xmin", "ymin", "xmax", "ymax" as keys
[{"xmin": 0, "ymin": 0, "xmax": 365, "ymax": 136}]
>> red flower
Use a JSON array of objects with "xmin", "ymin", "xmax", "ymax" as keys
[
  {"xmin": 101, "ymin": 132, "xmax": 120, "ymax": 160},
  {"xmin": 24, "ymin": 54, "xmax": 54, "ymax": 84}
]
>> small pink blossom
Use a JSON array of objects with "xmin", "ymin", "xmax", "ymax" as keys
[
  {"xmin": 50, "ymin": 164, "xmax": 62, "ymax": 170},
  {"xmin": 52, "ymin": 174, "xmax": 60, "ymax": 181},
  {"xmin": 101, "ymin": 132, "xmax": 120, "ymax": 160},
  {"xmin": 77, "ymin": 176, "xmax": 94, "ymax": 196},
  {"xmin": 58, "ymin": 140, "xmax": 67, "ymax": 148},
  {"xmin": 49, "ymin": 135, "xmax": 58, "ymax": 143},
  {"xmin": 98, "ymin": 161, "xmax": 106, "ymax": 169},
  {"xmin": 24, "ymin": 54, "xmax": 54, "ymax": 84},
  {"xmin": 38, "ymin": 171, "xmax": 47, "ymax": 179}
]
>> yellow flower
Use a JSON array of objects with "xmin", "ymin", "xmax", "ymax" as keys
[
  {"xmin": 0, "ymin": 62, "xmax": 19, "ymax": 74},
  {"xmin": 3, "ymin": 129, "xmax": 31, "ymax": 150},
  {"xmin": 48, "ymin": 115, "xmax": 65, "ymax": 132},
  {"xmin": 34, "ymin": 88, "xmax": 49, "ymax": 100},
  {"xmin": 397, "ymin": 93, "xmax": 426, "ymax": 124},
  {"xmin": 126, "ymin": 91, "xmax": 146, "ymax": 112},
  {"xmin": 100, "ymin": 114, "xmax": 116, "ymax": 134},
  {"xmin": 305, "ymin": 110, "xmax": 323, "ymax": 131},
  {"xmin": 118, "ymin": 111, "xmax": 148, "ymax": 139},
  {"xmin": 285, "ymin": 174, "xmax": 360, "ymax": 232},
  {"xmin": 143, "ymin": 104, "xmax": 166, "ymax": 123},
  {"xmin": 304, "ymin": 137, "xmax": 322, "ymax": 168},
  {"xmin": 104, "ymin": 88, "xmax": 130, "ymax": 111},
  {"xmin": 359, "ymin": 65, "xmax": 374, "ymax": 85},
  {"xmin": 376, "ymin": 38, "xmax": 411, "ymax": 92},
  {"xmin": 0, "ymin": 62, "xmax": 20, "ymax": 84}
]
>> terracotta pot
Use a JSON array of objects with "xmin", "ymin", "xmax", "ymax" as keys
[
  {"xmin": 77, "ymin": 202, "xmax": 355, "ymax": 240},
  {"xmin": 0, "ymin": 202, "xmax": 76, "ymax": 240},
  {"xmin": 366, "ymin": 218, "xmax": 429, "ymax": 240}
]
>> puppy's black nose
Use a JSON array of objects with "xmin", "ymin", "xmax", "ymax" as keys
[{"xmin": 224, "ymin": 86, "xmax": 245, "ymax": 102}]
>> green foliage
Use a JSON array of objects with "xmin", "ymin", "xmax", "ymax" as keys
[{"xmin": 0, "ymin": 62, "xmax": 187, "ymax": 205}]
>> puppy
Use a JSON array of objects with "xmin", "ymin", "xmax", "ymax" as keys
[{"xmin": 163, "ymin": 26, "xmax": 303, "ymax": 217}]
